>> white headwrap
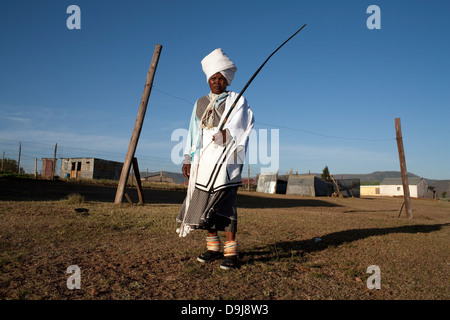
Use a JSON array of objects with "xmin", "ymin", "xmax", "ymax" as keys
[{"xmin": 201, "ymin": 48, "xmax": 237, "ymax": 85}]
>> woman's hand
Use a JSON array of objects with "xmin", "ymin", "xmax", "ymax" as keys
[
  {"xmin": 182, "ymin": 163, "xmax": 191, "ymax": 180},
  {"xmin": 212, "ymin": 129, "xmax": 229, "ymax": 146}
]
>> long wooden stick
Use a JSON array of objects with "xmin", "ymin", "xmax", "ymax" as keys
[
  {"xmin": 219, "ymin": 24, "xmax": 306, "ymax": 131},
  {"xmin": 395, "ymin": 118, "xmax": 413, "ymax": 219},
  {"xmin": 52, "ymin": 143, "xmax": 57, "ymax": 180},
  {"xmin": 115, "ymin": 44, "xmax": 162, "ymax": 204}
]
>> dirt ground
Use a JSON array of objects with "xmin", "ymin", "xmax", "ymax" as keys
[{"xmin": 0, "ymin": 177, "xmax": 449, "ymax": 301}]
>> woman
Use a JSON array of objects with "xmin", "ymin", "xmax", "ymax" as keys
[{"xmin": 177, "ymin": 48, "xmax": 254, "ymax": 270}]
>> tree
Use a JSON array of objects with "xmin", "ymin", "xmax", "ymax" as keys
[
  {"xmin": 321, "ymin": 165, "xmax": 331, "ymax": 181},
  {"xmin": 1, "ymin": 158, "xmax": 24, "ymax": 173}
]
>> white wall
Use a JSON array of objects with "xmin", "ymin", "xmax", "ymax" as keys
[{"xmin": 380, "ymin": 184, "xmax": 419, "ymax": 198}]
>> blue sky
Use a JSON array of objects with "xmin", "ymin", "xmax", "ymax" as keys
[{"xmin": 1, "ymin": 0, "xmax": 449, "ymax": 179}]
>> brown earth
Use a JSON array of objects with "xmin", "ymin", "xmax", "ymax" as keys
[{"xmin": 0, "ymin": 177, "xmax": 449, "ymax": 300}]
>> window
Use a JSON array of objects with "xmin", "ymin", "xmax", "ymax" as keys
[{"xmin": 397, "ymin": 187, "xmax": 401, "ymax": 191}]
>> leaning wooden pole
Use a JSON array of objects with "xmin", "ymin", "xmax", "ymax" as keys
[
  {"xmin": 132, "ymin": 157, "xmax": 144, "ymax": 205},
  {"xmin": 395, "ymin": 118, "xmax": 413, "ymax": 219},
  {"xmin": 114, "ymin": 44, "xmax": 162, "ymax": 204}
]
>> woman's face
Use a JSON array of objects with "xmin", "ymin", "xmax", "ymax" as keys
[{"xmin": 208, "ymin": 72, "xmax": 228, "ymax": 94}]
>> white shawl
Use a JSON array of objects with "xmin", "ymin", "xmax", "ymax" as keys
[{"xmin": 196, "ymin": 92, "xmax": 254, "ymax": 189}]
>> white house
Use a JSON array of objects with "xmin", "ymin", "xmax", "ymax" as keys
[{"xmin": 380, "ymin": 177, "xmax": 428, "ymax": 198}]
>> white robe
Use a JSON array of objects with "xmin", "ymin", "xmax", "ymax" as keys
[
  {"xmin": 191, "ymin": 91, "xmax": 254, "ymax": 191},
  {"xmin": 177, "ymin": 91, "xmax": 254, "ymax": 237}
]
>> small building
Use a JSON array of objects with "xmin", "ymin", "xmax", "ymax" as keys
[
  {"xmin": 380, "ymin": 177, "xmax": 428, "ymax": 198},
  {"xmin": 256, "ymin": 172, "xmax": 287, "ymax": 194},
  {"xmin": 256, "ymin": 173, "xmax": 278, "ymax": 194},
  {"xmin": 241, "ymin": 177, "xmax": 257, "ymax": 186},
  {"xmin": 286, "ymin": 174, "xmax": 334, "ymax": 197},
  {"xmin": 42, "ymin": 158, "xmax": 58, "ymax": 179},
  {"xmin": 60, "ymin": 157, "xmax": 123, "ymax": 180},
  {"xmin": 360, "ymin": 185, "xmax": 381, "ymax": 196}
]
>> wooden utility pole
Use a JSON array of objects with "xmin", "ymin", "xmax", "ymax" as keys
[
  {"xmin": 115, "ymin": 44, "xmax": 162, "ymax": 204},
  {"xmin": 395, "ymin": 118, "xmax": 413, "ymax": 219},
  {"xmin": 17, "ymin": 142, "xmax": 21, "ymax": 173},
  {"xmin": 247, "ymin": 165, "xmax": 250, "ymax": 191},
  {"xmin": 52, "ymin": 143, "xmax": 57, "ymax": 180},
  {"xmin": 130, "ymin": 167, "xmax": 134, "ymax": 187}
]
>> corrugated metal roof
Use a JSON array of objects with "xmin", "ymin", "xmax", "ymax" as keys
[{"xmin": 380, "ymin": 177, "xmax": 423, "ymax": 185}]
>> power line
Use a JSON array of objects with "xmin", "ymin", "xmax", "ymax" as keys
[
  {"xmin": 152, "ymin": 86, "xmax": 395, "ymax": 142},
  {"xmin": 257, "ymin": 121, "xmax": 395, "ymax": 142},
  {"xmin": 152, "ymin": 86, "xmax": 194, "ymax": 106},
  {"xmin": 1, "ymin": 86, "xmax": 397, "ymax": 175}
]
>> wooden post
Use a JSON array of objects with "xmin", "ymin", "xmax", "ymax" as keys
[
  {"xmin": 247, "ymin": 165, "xmax": 250, "ymax": 191},
  {"xmin": 52, "ymin": 143, "xmax": 57, "ymax": 180},
  {"xmin": 132, "ymin": 157, "xmax": 144, "ymax": 205},
  {"xmin": 114, "ymin": 44, "xmax": 162, "ymax": 204},
  {"xmin": 34, "ymin": 158, "xmax": 37, "ymax": 179},
  {"xmin": 1, "ymin": 151, "xmax": 4, "ymax": 171},
  {"xmin": 130, "ymin": 167, "xmax": 134, "ymax": 187},
  {"xmin": 395, "ymin": 118, "xmax": 413, "ymax": 219},
  {"xmin": 17, "ymin": 142, "xmax": 21, "ymax": 173},
  {"xmin": 124, "ymin": 193, "xmax": 133, "ymax": 204},
  {"xmin": 330, "ymin": 174, "xmax": 341, "ymax": 198}
]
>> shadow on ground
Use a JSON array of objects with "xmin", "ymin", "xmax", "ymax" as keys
[
  {"xmin": 0, "ymin": 177, "xmax": 340, "ymax": 209},
  {"xmin": 242, "ymin": 223, "xmax": 450, "ymax": 264}
]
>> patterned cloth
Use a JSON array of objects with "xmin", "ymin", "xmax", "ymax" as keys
[
  {"xmin": 176, "ymin": 186, "xmax": 238, "ymax": 232},
  {"xmin": 197, "ymin": 94, "xmax": 226, "ymax": 128}
]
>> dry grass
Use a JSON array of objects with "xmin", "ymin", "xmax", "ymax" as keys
[{"xmin": 0, "ymin": 177, "xmax": 449, "ymax": 300}]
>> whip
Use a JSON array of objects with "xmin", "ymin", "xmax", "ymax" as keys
[{"xmin": 218, "ymin": 23, "xmax": 307, "ymax": 131}]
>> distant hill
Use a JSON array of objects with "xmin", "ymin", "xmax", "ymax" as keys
[{"xmin": 322, "ymin": 171, "xmax": 419, "ymax": 183}]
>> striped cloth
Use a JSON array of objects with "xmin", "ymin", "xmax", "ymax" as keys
[{"xmin": 176, "ymin": 186, "xmax": 238, "ymax": 233}]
